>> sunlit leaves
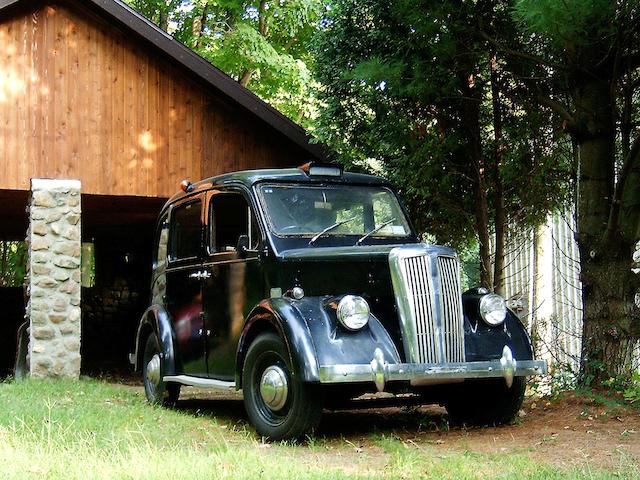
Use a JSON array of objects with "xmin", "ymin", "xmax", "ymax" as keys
[{"xmin": 125, "ymin": 0, "xmax": 324, "ymax": 127}]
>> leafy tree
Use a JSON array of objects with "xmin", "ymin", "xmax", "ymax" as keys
[
  {"xmin": 484, "ymin": 0, "xmax": 640, "ymax": 383},
  {"xmin": 126, "ymin": 0, "xmax": 181, "ymax": 30},
  {"xmin": 124, "ymin": 0, "xmax": 324, "ymax": 127},
  {"xmin": 312, "ymin": 0, "xmax": 572, "ymax": 291}
]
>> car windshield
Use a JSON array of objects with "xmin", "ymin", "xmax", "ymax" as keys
[{"xmin": 257, "ymin": 184, "xmax": 412, "ymax": 240}]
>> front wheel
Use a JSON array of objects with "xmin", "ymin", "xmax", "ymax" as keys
[
  {"xmin": 445, "ymin": 376, "xmax": 526, "ymax": 427},
  {"xmin": 242, "ymin": 332, "xmax": 324, "ymax": 440},
  {"xmin": 142, "ymin": 334, "xmax": 180, "ymax": 406}
]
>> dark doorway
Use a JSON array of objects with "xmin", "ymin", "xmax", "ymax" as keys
[
  {"xmin": 0, "ymin": 190, "xmax": 29, "ymax": 378},
  {"xmin": 81, "ymin": 195, "xmax": 166, "ymax": 375}
]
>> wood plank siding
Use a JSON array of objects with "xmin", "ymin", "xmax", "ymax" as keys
[{"xmin": 0, "ymin": 3, "xmax": 307, "ymax": 197}]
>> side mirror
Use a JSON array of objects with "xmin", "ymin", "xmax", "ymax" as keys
[{"xmin": 237, "ymin": 234, "xmax": 250, "ymax": 258}]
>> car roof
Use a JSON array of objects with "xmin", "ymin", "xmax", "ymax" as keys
[{"xmin": 163, "ymin": 167, "xmax": 392, "ymax": 209}]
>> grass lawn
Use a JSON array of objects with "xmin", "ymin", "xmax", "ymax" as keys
[{"xmin": 0, "ymin": 378, "xmax": 637, "ymax": 479}]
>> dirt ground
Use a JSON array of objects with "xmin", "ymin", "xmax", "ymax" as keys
[{"xmin": 174, "ymin": 388, "xmax": 640, "ymax": 469}]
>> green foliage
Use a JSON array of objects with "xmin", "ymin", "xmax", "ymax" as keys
[
  {"xmin": 312, "ymin": 0, "xmax": 573, "ymax": 256},
  {"xmin": 514, "ymin": 0, "xmax": 616, "ymax": 46},
  {"xmin": 0, "ymin": 241, "xmax": 27, "ymax": 287},
  {"xmin": 623, "ymin": 372, "xmax": 640, "ymax": 404},
  {"xmin": 548, "ymin": 363, "xmax": 579, "ymax": 397},
  {"xmin": 459, "ymin": 243, "xmax": 481, "ymax": 291},
  {"xmin": 126, "ymin": 0, "xmax": 182, "ymax": 29},
  {"xmin": 125, "ymin": 0, "xmax": 324, "ymax": 128},
  {"xmin": 81, "ymin": 243, "xmax": 96, "ymax": 288},
  {"xmin": 598, "ymin": 371, "xmax": 640, "ymax": 405}
]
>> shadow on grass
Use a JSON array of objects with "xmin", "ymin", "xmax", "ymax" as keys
[{"xmin": 173, "ymin": 395, "xmax": 450, "ymax": 439}]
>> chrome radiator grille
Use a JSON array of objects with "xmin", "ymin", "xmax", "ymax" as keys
[
  {"xmin": 389, "ymin": 246, "xmax": 465, "ymax": 364},
  {"xmin": 437, "ymin": 256, "xmax": 465, "ymax": 362}
]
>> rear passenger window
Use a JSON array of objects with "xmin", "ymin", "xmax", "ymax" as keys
[{"xmin": 169, "ymin": 201, "xmax": 202, "ymax": 261}]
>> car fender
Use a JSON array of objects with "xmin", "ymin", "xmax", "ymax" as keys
[
  {"xmin": 236, "ymin": 296, "xmax": 401, "ymax": 387},
  {"xmin": 236, "ymin": 298, "xmax": 319, "ymax": 387},
  {"xmin": 504, "ymin": 310, "xmax": 534, "ymax": 359},
  {"xmin": 134, "ymin": 305, "xmax": 179, "ymax": 376},
  {"xmin": 463, "ymin": 308, "xmax": 534, "ymax": 362}
]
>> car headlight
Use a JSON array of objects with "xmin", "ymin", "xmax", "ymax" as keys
[
  {"xmin": 479, "ymin": 293, "xmax": 507, "ymax": 326},
  {"xmin": 337, "ymin": 295, "xmax": 370, "ymax": 331}
]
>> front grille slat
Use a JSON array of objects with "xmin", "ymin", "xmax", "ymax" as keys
[
  {"xmin": 437, "ymin": 256, "xmax": 465, "ymax": 363},
  {"xmin": 390, "ymin": 246, "xmax": 465, "ymax": 366},
  {"xmin": 416, "ymin": 259, "xmax": 430, "ymax": 361}
]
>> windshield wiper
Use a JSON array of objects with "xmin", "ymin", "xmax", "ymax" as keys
[
  {"xmin": 308, "ymin": 216, "xmax": 359, "ymax": 246},
  {"xmin": 356, "ymin": 218, "xmax": 396, "ymax": 246}
]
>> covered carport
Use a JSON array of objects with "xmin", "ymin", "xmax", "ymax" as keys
[{"xmin": 0, "ymin": 190, "xmax": 165, "ymax": 377}]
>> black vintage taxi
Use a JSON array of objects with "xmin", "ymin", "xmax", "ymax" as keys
[{"xmin": 131, "ymin": 163, "xmax": 546, "ymax": 440}]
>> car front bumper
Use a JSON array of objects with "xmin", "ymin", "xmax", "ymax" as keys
[{"xmin": 318, "ymin": 346, "xmax": 547, "ymax": 392}]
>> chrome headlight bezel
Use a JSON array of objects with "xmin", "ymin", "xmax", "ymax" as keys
[
  {"xmin": 479, "ymin": 293, "xmax": 507, "ymax": 326},
  {"xmin": 336, "ymin": 295, "xmax": 370, "ymax": 331}
]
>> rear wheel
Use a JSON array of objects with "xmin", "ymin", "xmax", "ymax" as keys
[
  {"xmin": 445, "ymin": 377, "xmax": 526, "ymax": 427},
  {"xmin": 242, "ymin": 332, "xmax": 324, "ymax": 440},
  {"xmin": 142, "ymin": 334, "xmax": 180, "ymax": 406}
]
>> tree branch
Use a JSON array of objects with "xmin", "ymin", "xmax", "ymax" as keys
[
  {"xmin": 606, "ymin": 133, "xmax": 640, "ymax": 240},
  {"xmin": 478, "ymin": 30, "xmax": 562, "ymax": 70},
  {"xmin": 239, "ymin": 68, "xmax": 254, "ymax": 87},
  {"xmin": 258, "ymin": 0, "xmax": 268, "ymax": 36},
  {"xmin": 535, "ymin": 94, "xmax": 577, "ymax": 128}
]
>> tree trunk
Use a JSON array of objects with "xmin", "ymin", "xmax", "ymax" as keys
[
  {"xmin": 159, "ymin": 10, "xmax": 169, "ymax": 32},
  {"xmin": 490, "ymin": 53, "xmax": 506, "ymax": 295},
  {"xmin": 239, "ymin": 69, "xmax": 254, "ymax": 87},
  {"xmin": 191, "ymin": 0, "xmax": 209, "ymax": 49},
  {"xmin": 575, "ymin": 79, "xmax": 640, "ymax": 383},
  {"xmin": 460, "ymin": 80, "xmax": 492, "ymax": 288},
  {"xmin": 580, "ymin": 248, "xmax": 640, "ymax": 381},
  {"xmin": 258, "ymin": 0, "xmax": 269, "ymax": 36},
  {"xmin": 475, "ymin": 174, "xmax": 492, "ymax": 289}
]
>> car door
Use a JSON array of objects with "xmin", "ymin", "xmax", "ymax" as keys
[
  {"xmin": 165, "ymin": 196, "xmax": 207, "ymax": 375},
  {"xmin": 202, "ymin": 188, "xmax": 264, "ymax": 380}
]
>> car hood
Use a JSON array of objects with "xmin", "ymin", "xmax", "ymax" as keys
[
  {"xmin": 277, "ymin": 243, "xmax": 457, "ymax": 262},
  {"xmin": 277, "ymin": 244, "xmax": 404, "ymax": 262}
]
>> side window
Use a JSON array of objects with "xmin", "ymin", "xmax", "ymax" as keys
[
  {"xmin": 169, "ymin": 201, "xmax": 202, "ymax": 261},
  {"xmin": 153, "ymin": 214, "xmax": 169, "ymax": 270},
  {"xmin": 209, "ymin": 193, "xmax": 260, "ymax": 253}
]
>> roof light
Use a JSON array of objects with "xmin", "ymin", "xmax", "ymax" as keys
[
  {"xmin": 299, "ymin": 162, "xmax": 343, "ymax": 177},
  {"xmin": 180, "ymin": 179, "xmax": 194, "ymax": 193}
]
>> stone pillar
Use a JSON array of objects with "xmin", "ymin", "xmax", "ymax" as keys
[{"xmin": 26, "ymin": 179, "xmax": 82, "ymax": 378}]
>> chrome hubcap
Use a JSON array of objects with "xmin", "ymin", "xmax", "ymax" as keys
[
  {"xmin": 259, "ymin": 365, "xmax": 288, "ymax": 411},
  {"xmin": 147, "ymin": 354, "xmax": 161, "ymax": 386}
]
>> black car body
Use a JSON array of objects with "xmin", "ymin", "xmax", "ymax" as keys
[{"xmin": 132, "ymin": 163, "xmax": 547, "ymax": 439}]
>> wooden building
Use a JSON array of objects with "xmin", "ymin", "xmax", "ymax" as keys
[{"xmin": 0, "ymin": 0, "xmax": 324, "ymax": 376}]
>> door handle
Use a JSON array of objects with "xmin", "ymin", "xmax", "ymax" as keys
[{"xmin": 189, "ymin": 271, "xmax": 212, "ymax": 280}]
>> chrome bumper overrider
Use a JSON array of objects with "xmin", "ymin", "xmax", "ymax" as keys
[{"xmin": 318, "ymin": 346, "xmax": 548, "ymax": 392}]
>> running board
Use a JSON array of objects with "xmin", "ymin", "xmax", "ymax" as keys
[{"xmin": 164, "ymin": 375, "xmax": 236, "ymax": 390}]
